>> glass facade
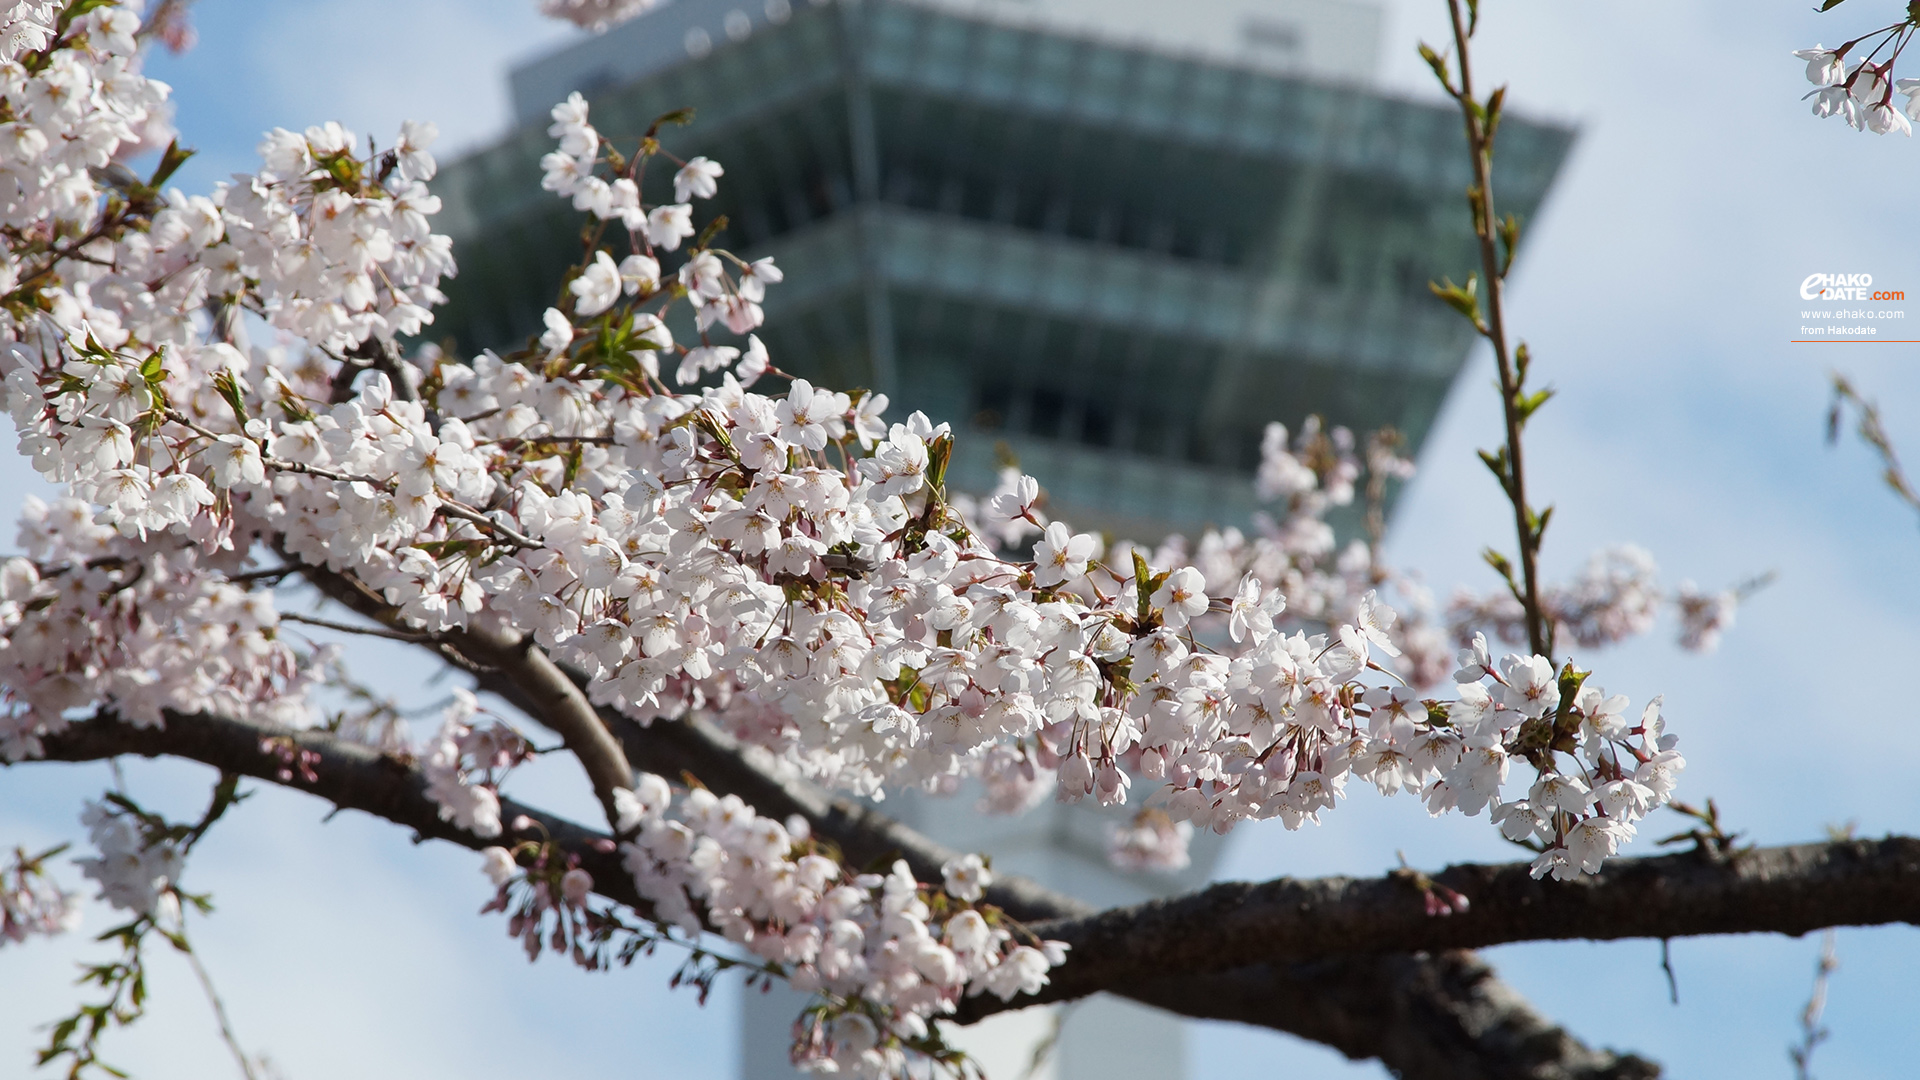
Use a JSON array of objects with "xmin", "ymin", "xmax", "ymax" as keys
[{"xmin": 430, "ymin": 0, "xmax": 1572, "ymax": 538}]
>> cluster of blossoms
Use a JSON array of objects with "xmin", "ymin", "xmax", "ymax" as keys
[
  {"xmin": 1427, "ymin": 636, "xmax": 1683, "ymax": 879},
  {"xmin": 73, "ymin": 798, "xmax": 182, "ymax": 918},
  {"xmin": 0, "ymin": 843, "xmax": 78, "ymax": 945},
  {"xmin": 1795, "ymin": 37, "xmax": 1920, "ymax": 135},
  {"xmin": 538, "ymin": 0, "xmax": 664, "ymax": 32},
  {"xmin": 0, "ymin": 495, "xmax": 313, "ymax": 760},
  {"xmin": 0, "ymin": 6, "xmax": 1711, "ymax": 1071},
  {"xmin": 1105, "ymin": 810, "xmax": 1194, "ymax": 873},
  {"xmin": 1673, "ymin": 581, "xmax": 1739, "ymax": 652},
  {"xmin": 421, "ymin": 689, "xmax": 530, "ymax": 840},
  {"xmin": 1443, "ymin": 543, "xmax": 1739, "ymax": 657},
  {"xmin": 1, "ymin": 1, "xmax": 61, "ymax": 61},
  {"xmin": 476, "ymin": 776, "xmax": 1065, "ymax": 1076},
  {"xmin": 539, "ymin": 92, "xmax": 781, "ymax": 362},
  {"xmin": 1091, "ymin": 424, "xmax": 1737, "ymax": 771}
]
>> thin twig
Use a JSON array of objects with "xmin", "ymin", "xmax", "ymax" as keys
[
  {"xmin": 280, "ymin": 611, "xmax": 433, "ymax": 644},
  {"xmin": 1788, "ymin": 929, "xmax": 1839, "ymax": 1080},
  {"xmin": 162, "ymin": 407, "xmax": 545, "ymax": 550},
  {"xmin": 1828, "ymin": 373, "xmax": 1920, "ymax": 522},
  {"xmin": 1441, "ymin": 1, "xmax": 1552, "ymax": 660},
  {"xmin": 175, "ymin": 920, "xmax": 261, "ymax": 1080},
  {"xmin": 1658, "ymin": 938, "xmax": 1678, "ymax": 1005},
  {"xmin": 226, "ymin": 565, "xmax": 298, "ymax": 584}
]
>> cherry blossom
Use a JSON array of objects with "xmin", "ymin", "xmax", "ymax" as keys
[{"xmin": 0, "ymin": 9, "xmax": 1710, "ymax": 1073}]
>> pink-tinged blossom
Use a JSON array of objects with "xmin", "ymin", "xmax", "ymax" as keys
[
  {"xmin": 1106, "ymin": 813, "xmax": 1193, "ymax": 872},
  {"xmin": 1032, "ymin": 522, "xmax": 1095, "ymax": 588},
  {"xmin": 645, "ymin": 203, "xmax": 693, "ymax": 250},
  {"xmin": 1794, "ymin": 45, "xmax": 1846, "ymax": 87},
  {"xmin": 673, "ymin": 156, "xmax": 724, "ymax": 202},
  {"xmin": 569, "ymin": 249, "xmax": 623, "ymax": 316},
  {"xmin": 541, "ymin": 0, "xmax": 666, "ymax": 32},
  {"xmin": 941, "ymin": 853, "xmax": 991, "ymax": 902},
  {"xmin": 0, "ymin": 846, "xmax": 78, "ymax": 946},
  {"xmin": 208, "ymin": 434, "xmax": 265, "ymax": 488},
  {"xmin": 480, "ymin": 847, "xmax": 518, "ymax": 888},
  {"xmin": 540, "ymin": 307, "xmax": 574, "ymax": 358},
  {"xmin": 1153, "ymin": 566, "xmax": 1209, "ymax": 629},
  {"xmin": 0, "ymin": 27, "xmax": 1693, "ymax": 1071}
]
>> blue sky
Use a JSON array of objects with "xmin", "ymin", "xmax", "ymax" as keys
[{"xmin": 6, "ymin": 1, "xmax": 1920, "ymax": 1078}]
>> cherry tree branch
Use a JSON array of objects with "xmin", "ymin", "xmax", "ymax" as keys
[
  {"xmin": 1121, "ymin": 952, "xmax": 1658, "ymax": 1080},
  {"xmin": 1432, "ymin": 0, "xmax": 1552, "ymax": 658},
  {"xmin": 963, "ymin": 837, "xmax": 1920, "ymax": 1014},
  {"xmin": 20, "ymin": 707, "xmax": 1661, "ymax": 1080},
  {"xmin": 287, "ymin": 558, "xmax": 1075, "ymax": 916},
  {"xmin": 24, "ymin": 709, "xmax": 649, "ymax": 918},
  {"xmin": 288, "ymin": 562, "xmax": 634, "ymax": 831},
  {"xmin": 279, "ymin": 611, "xmax": 435, "ymax": 643},
  {"xmin": 274, "ymin": 568, "xmax": 1662, "ymax": 1078},
  {"xmin": 446, "ymin": 622, "xmax": 634, "ymax": 829}
]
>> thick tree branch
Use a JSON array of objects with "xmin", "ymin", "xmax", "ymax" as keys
[
  {"xmin": 289, "ymin": 561, "xmax": 634, "ymax": 831},
  {"xmin": 504, "ymin": 655, "xmax": 1667, "ymax": 1080},
  {"xmin": 18, "ymin": 706, "xmax": 1662, "ymax": 1079},
  {"xmin": 24, "ymin": 709, "xmax": 647, "ymax": 916},
  {"xmin": 1123, "ymin": 952, "xmax": 1658, "ymax": 1080},
  {"xmin": 446, "ymin": 622, "xmax": 634, "ymax": 829},
  {"xmin": 971, "ymin": 838, "xmax": 1920, "ymax": 1013},
  {"xmin": 269, "ymin": 569, "xmax": 1661, "ymax": 1078}
]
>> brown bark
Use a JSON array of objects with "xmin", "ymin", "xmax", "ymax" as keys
[
  {"xmin": 973, "ymin": 837, "xmax": 1920, "ymax": 1012},
  {"xmin": 23, "ymin": 708, "xmax": 1674, "ymax": 1078}
]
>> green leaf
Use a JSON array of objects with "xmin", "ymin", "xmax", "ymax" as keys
[
  {"xmin": 146, "ymin": 139, "xmax": 195, "ymax": 190},
  {"xmin": 212, "ymin": 370, "xmax": 249, "ymax": 426},
  {"xmin": 1554, "ymin": 662, "xmax": 1589, "ymax": 714},
  {"xmin": 691, "ymin": 213, "xmax": 730, "ymax": 251},
  {"xmin": 924, "ymin": 433, "xmax": 952, "ymax": 494},
  {"xmin": 1497, "ymin": 213, "xmax": 1520, "ymax": 277},
  {"xmin": 1427, "ymin": 273, "xmax": 1482, "ymax": 324},
  {"xmin": 1515, "ymin": 386, "xmax": 1554, "ymax": 424},
  {"xmin": 1417, "ymin": 42, "xmax": 1450, "ymax": 88},
  {"xmin": 648, "ymin": 107, "xmax": 697, "ymax": 134},
  {"xmin": 1481, "ymin": 547, "xmax": 1515, "ymax": 581},
  {"xmin": 1818, "ymin": 0, "xmax": 1850, "ymax": 10},
  {"xmin": 1133, "ymin": 550, "xmax": 1153, "ymax": 624},
  {"xmin": 1476, "ymin": 446, "xmax": 1510, "ymax": 489}
]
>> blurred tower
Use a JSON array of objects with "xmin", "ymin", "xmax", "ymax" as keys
[
  {"xmin": 432, "ymin": 1, "xmax": 1571, "ymax": 1075},
  {"xmin": 432, "ymin": 0, "xmax": 1571, "ymax": 540}
]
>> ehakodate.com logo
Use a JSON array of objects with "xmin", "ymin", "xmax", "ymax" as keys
[{"xmin": 1800, "ymin": 272, "xmax": 1905, "ymax": 302}]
